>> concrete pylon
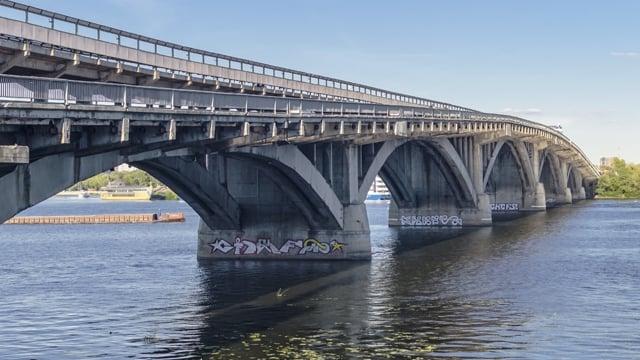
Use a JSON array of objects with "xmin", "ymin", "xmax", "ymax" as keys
[
  {"xmin": 197, "ymin": 144, "xmax": 371, "ymax": 260},
  {"xmin": 522, "ymin": 182, "xmax": 547, "ymax": 211}
]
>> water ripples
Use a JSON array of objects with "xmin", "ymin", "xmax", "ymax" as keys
[{"xmin": 0, "ymin": 199, "xmax": 639, "ymax": 358}]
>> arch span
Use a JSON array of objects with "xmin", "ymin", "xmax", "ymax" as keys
[
  {"xmin": 0, "ymin": 150, "xmax": 242, "ymax": 230},
  {"xmin": 539, "ymin": 150, "xmax": 571, "ymax": 206},
  {"xmin": 482, "ymin": 139, "xmax": 546, "ymax": 215},
  {"xmin": 357, "ymin": 138, "xmax": 489, "ymax": 227},
  {"xmin": 197, "ymin": 144, "xmax": 370, "ymax": 260}
]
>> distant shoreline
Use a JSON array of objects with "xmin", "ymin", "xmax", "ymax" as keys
[{"xmin": 594, "ymin": 196, "xmax": 640, "ymax": 200}]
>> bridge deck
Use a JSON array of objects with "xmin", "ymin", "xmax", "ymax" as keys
[{"xmin": 0, "ymin": 74, "xmax": 599, "ymax": 178}]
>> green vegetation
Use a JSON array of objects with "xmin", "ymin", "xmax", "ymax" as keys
[
  {"xmin": 70, "ymin": 169, "xmax": 179, "ymax": 200},
  {"xmin": 597, "ymin": 158, "xmax": 640, "ymax": 199},
  {"xmin": 157, "ymin": 189, "xmax": 179, "ymax": 201}
]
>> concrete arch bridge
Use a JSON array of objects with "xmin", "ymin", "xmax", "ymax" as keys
[{"xmin": 0, "ymin": 75, "xmax": 598, "ymax": 260}]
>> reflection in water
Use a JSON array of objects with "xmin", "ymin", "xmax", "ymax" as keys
[
  {"xmin": 191, "ymin": 217, "xmax": 537, "ymax": 358},
  {"xmin": 1, "ymin": 200, "xmax": 639, "ymax": 359}
]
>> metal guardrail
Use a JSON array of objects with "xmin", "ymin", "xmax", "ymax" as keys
[
  {"xmin": 0, "ymin": 74, "xmax": 470, "ymax": 117},
  {"xmin": 0, "ymin": 0, "xmax": 473, "ymax": 112},
  {"xmin": 0, "ymin": 74, "xmax": 599, "ymax": 176}
]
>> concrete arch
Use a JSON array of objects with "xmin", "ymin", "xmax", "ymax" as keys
[
  {"xmin": 133, "ymin": 157, "xmax": 240, "ymax": 229},
  {"xmin": 378, "ymin": 164, "xmax": 415, "ymax": 207},
  {"xmin": 484, "ymin": 142, "xmax": 527, "ymax": 213},
  {"xmin": 229, "ymin": 144, "xmax": 344, "ymax": 229},
  {"xmin": 565, "ymin": 164, "xmax": 586, "ymax": 201},
  {"xmin": 0, "ymin": 149, "xmax": 242, "ymax": 230},
  {"xmin": 483, "ymin": 139, "xmax": 535, "ymax": 191},
  {"xmin": 419, "ymin": 138, "xmax": 478, "ymax": 207},
  {"xmin": 358, "ymin": 138, "xmax": 477, "ymax": 209},
  {"xmin": 357, "ymin": 139, "xmax": 407, "ymax": 203},
  {"xmin": 0, "ymin": 151, "xmax": 119, "ymax": 223},
  {"xmin": 355, "ymin": 138, "xmax": 488, "ymax": 227},
  {"xmin": 539, "ymin": 150, "xmax": 565, "ymax": 206}
]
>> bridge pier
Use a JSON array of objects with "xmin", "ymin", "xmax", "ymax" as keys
[
  {"xmin": 196, "ymin": 144, "xmax": 371, "ymax": 260},
  {"xmin": 574, "ymin": 187, "xmax": 587, "ymax": 201},
  {"xmin": 388, "ymin": 194, "xmax": 492, "ymax": 227},
  {"xmin": 522, "ymin": 183, "xmax": 547, "ymax": 212},
  {"xmin": 197, "ymin": 203, "xmax": 370, "ymax": 260}
]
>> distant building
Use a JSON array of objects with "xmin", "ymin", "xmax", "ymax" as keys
[
  {"xmin": 599, "ymin": 157, "xmax": 616, "ymax": 170},
  {"xmin": 114, "ymin": 163, "xmax": 137, "ymax": 172},
  {"xmin": 369, "ymin": 176, "xmax": 389, "ymax": 194},
  {"xmin": 366, "ymin": 176, "xmax": 391, "ymax": 203}
]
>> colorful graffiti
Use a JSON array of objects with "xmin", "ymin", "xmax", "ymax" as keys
[
  {"xmin": 490, "ymin": 203, "xmax": 520, "ymax": 211},
  {"xmin": 400, "ymin": 215, "xmax": 463, "ymax": 226},
  {"xmin": 207, "ymin": 236, "xmax": 347, "ymax": 256}
]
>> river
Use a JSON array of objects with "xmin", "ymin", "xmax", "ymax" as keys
[{"xmin": 0, "ymin": 199, "xmax": 638, "ymax": 359}]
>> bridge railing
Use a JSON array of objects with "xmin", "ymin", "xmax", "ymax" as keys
[
  {"xmin": 0, "ymin": 0, "xmax": 473, "ymax": 111},
  {"xmin": 0, "ymin": 74, "xmax": 464, "ymax": 118},
  {"xmin": 0, "ymin": 74, "xmax": 562, "ymax": 125}
]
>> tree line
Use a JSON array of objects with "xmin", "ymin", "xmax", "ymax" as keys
[
  {"xmin": 597, "ymin": 158, "xmax": 640, "ymax": 198},
  {"xmin": 70, "ymin": 170, "xmax": 178, "ymax": 200}
]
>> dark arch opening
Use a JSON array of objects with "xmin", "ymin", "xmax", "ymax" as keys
[
  {"xmin": 485, "ymin": 144, "xmax": 525, "ymax": 219},
  {"xmin": 540, "ymin": 153, "xmax": 561, "ymax": 207},
  {"xmin": 378, "ymin": 141, "xmax": 473, "ymax": 210}
]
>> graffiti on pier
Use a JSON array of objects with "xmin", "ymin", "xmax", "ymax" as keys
[
  {"xmin": 400, "ymin": 215, "xmax": 463, "ymax": 226},
  {"xmin": 490, "ymin": 203, "xmax": 520, "ymax": 211},
  {"xmin": 207, "ymin": 236, "xmax": 346, "ymax": 256}
]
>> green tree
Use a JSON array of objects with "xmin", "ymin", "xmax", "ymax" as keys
[
  {"xmin": 69, "ymin": 169, "xmax": 179, "ymax": 200},
  {"xmin": 597, "ymin": 158, "xmax": 640, "ymax": 198}
]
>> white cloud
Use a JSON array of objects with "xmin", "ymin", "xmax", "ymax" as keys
[{"xmin": 610, "ymin": 51, "xmax": 640, "ymax": 58}]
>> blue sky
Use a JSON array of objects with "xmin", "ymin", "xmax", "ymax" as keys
[{"xmin": 14, "ymin": 0, "xmax": 640, "ymax": 162}]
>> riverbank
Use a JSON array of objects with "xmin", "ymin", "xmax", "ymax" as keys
[{"xmin": 595, "ymin": 195, "xmax": 640, "ymax": 200}]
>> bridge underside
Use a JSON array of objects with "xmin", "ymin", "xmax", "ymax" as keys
[
  {"xmin": 0, "ymin": 110, "xmax": 597, "ymax": 260},
  {"xmin": 0, "ymin": 65, "xmax": 599, "ymax": 261}
]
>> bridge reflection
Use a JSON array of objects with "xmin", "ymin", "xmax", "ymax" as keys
[{"xmin": 179, "ymin": 210, "xmax": 561, "ymax": 358}]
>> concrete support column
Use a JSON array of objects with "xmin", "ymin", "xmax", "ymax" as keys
[
  {"xmin": 522, "ymin": 143, "xmax": 546, "ymax": 211},
  {"xmin": 471, "ymin": 138, "xmax": 492, "ymax": 224},
  {"xmin": 558, "ymin": 161, "xmax": 573, "ymax": 205},
  {"xmin": 522, "ymin": 182, "xmax": 547, "ymax": 211},
  {"xmin": 337, "ymin": 143, "xmax": 371, "ymax": 258}
]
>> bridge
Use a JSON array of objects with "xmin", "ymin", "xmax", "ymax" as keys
[{"xmin": 0, "ymin": 1, "xmax": 599, "ymax": 260}]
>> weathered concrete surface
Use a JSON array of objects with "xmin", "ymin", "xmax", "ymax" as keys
[
  {"xmin": 196, "ymin": 144, "xmax": 371, "ymax": 260},
  {"xmin": 0, "ymin": 145, "xmax": 29, "ymax": 163},
  {"xmin": 197, "ymin": 204, "xmax": 370, "ymax": 260},
  {"xmin": 380, "ymin": 140, "xmax": 491, "ymax": 227},
  {"xmin": 0, "ymin": 151, "xmax": 121, "ymax": 223}
]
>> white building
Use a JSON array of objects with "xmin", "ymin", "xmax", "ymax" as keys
[
  {"xmin": 114, "ymin": 163, "xmax": 138, "ymax": 172},
  {"xmin": 369, "ymin": 175, "xmax": 389, "ymax": 194}
]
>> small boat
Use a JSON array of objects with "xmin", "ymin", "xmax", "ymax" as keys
[{"xmin": 55, "ymin": 190, "xmax": 90, "ymax": 199}]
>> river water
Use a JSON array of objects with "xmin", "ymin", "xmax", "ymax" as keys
[{"xmin": 0, "ymin": 199, "xmax": 638, "ymax": 359}]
